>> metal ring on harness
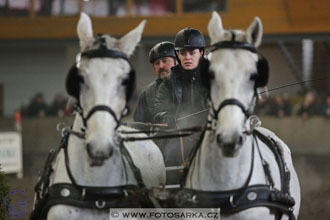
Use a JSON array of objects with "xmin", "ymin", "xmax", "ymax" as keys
[
  {"xmin": 56, "ymin": 122, "xmax": 66, "ymax": 132},
  {"xmin": 230, "ymin": 195, "xmax": 236, "ymax": 208},
  {"xmin": 95, "ymin": 200, "xmax": 106, "ymax": 209},
  {"xmin": 81, "ymin": 188, "xmax": 86, "ymax": 199}
]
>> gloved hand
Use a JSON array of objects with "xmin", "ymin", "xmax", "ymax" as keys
[{"xmin": 166, "ymin": 116, "xmax": 176, "ymax": 128}]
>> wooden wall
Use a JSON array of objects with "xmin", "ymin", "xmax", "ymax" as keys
[{"xmin": 0, "ymin": 0, "xmax": 330, "ymax": 40}]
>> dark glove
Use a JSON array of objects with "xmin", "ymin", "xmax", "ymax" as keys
[{"xmin": 166, "ymin": 116, "xmax": 176, "ymax": 128}]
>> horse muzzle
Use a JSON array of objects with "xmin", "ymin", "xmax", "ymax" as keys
[
  {"xmin": 216, "ymin": 132, "xmax": 243, "ymax": 157},
  {"xmin": 86, "ymin": 142, "xmax": 114, "ymax": 166}
]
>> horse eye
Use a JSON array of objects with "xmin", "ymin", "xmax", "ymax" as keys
[{"xmin": 250, "ymin": 73, "xmax": 258, "ymax": 81}]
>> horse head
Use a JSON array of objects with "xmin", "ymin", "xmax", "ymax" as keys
[
  {"xmin": 203, "ymin": 12, "xmax": 269, "ymax": 156},
  {"xmin": 66, "ymin": 12, "xmax": 146, "ymax": 166}
]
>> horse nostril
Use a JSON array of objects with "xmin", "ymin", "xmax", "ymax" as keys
[
  {"xmin": 87, "ymin": 142, "xmax": 113, "ymax": 158},
  {"xmin": 109, "ymin": 147, "xmax": 113, "ymax": 157},
  {"xmin": 238, "ymin": 135, "xmax": 243, "ymax": 145},
  {"xmin": 216, "ymin": 134, "xmax": 222, "ymax": 144},
  {"xmin": 86, "ymin": 143, "xmax": 93, "ymax": 157}
]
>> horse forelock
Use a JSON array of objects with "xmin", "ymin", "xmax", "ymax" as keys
[{"xmin": 220, "ymin": 29, "xmax": 247, "ymax": 43}]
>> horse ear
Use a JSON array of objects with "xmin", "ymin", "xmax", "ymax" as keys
[
  {"xmin": 77, "ymin": 12, "xmax": 94, "ymax": 51},
  {"xmin": 117, "ymin": 20, "xmax": 146, "ymax": 57},
  {"xmin": 246, "ymin": 17, "xmax": 263, "ymax": 47},
  {"xmin": 208, "ymin": 11, "xmax": 224, "ymax": 45}
]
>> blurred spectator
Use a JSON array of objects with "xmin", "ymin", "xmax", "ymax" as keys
[
  {"xmin": 321, "ymin": 93, "xmax": 330, "ymax": 118},
  {"xmin": 268, "ymin": 94, "xmax": 291, "ymax": 118},
  {"xmin": 48, "ymin": 94, "xmax": 72, "ymax": 117},
  {"xmin": 20, "ymin": 104, "xmax": 29, "ymax": 117},
  {"xmin": 26, "ymin": 92, "xmax": 48, "ymax": 118},
  {"xmin": 296, "ymin": 91, "xmax": 320, "ymax": 119},
  {"xmin": 254, "ymin": 98, "xmax": 270, "ymax": 116}
]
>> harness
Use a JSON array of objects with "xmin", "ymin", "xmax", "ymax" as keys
[
  {"xmin": 171, "ymin": 129, "xmax": 296, "ymax": 220},
  {"xmin": 155, "ymin": 36, "xmax": 296, "ymax": 220},
  {"xmin": 30, "ymin": 130, "xmax": 152, "ymax": 220},
  {"xmin": 30, "ymin": 35, "xmax": 151, "ymax": 220}
]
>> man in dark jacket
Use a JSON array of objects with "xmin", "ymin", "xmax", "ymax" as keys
[
  {"xmin": 153, "ymin": 27, "xmax": 209, "ymax": 167},
  {"xmin": 134, "ymin": 41, "xmax": 177, "ymax": 123}
]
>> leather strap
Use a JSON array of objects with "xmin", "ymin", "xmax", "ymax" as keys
[
  {"xmin": 85, "ymin": 105, "xmax": 121, "ymax": 129},
  {"xmin": 30, "ymin": 183, "xmax": 146, "ymax": 220}
]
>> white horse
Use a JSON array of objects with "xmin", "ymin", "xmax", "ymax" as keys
[
  {"xmin": 183, "ymin": 12, "xmax": 300, "ymax": 220},
  {"xmin": 30, "ymin": 13, "xmax": 165, "ymax": 220}
]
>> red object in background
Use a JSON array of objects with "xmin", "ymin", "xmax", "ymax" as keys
[
  {"xmin": 148, "ymin": 0, "xmax": 174, "ymax": 15},
  {"xmin": 14, "ymin": 110, "xmax": 21, "ymax": 123},
  {"xmin": 14, "ymin": 110, "xmax": 22, "ymax": 132}
]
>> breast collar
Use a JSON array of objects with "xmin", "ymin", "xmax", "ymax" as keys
[
  {"xmin": 30, "ymin": 131, "xmax": 153, "ymax": 220},
  {"xmin": 174, "ymin": 130, "xmax": 296, "ymax": 220}
]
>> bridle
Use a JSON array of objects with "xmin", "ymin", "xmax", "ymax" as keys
[
  {"xmin": 74, "ymin": 36, "xmax": 132, "ymax": 131},
  {"xmin": 75, "ymin": 104, "xmax": 122, "ymax": 131},
  {"xmin": 30, "ymin": 37, "xmax": 150, "ymax": 220},
  {"xmin": 181, "ymin": 39, "xmax": 265, "ymax": 184},
  {"xmin": 207, "ymin": 40, "xmax": 260, "ymax": 131},
  {"xmin": 209, "ymin": 98, "xmax": 254, "ymax": 122},
  {"xmin": 172, "ymin": 39, "xmax": 296, "ymax": 220}
]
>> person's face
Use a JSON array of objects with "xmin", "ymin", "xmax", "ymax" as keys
[
  {"xmin": 305, "ymin": 92, "xmax": 315, "ymax": 103},
  {"xmin": 326, "ymin": 96, "xmax": 330, "ymax": 105},
  {"xmin": 153, "ymin": 57, "xmax": 176, "ymax": 79},
  {"xmin": 275, "ymin": 95, "xmax": 283, "ymax": 105},
  {"xmin": 177, "ymin": 49, "xmax": 203, "ymax": 70}
]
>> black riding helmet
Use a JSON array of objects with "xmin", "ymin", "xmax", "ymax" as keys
[
  {"xmin": 149, "ymin": 41, "xmax": 176, "ymax": 63},
  {"xmin": 174, "ymin": 27, "xmax": 206, "ymax": 50}
]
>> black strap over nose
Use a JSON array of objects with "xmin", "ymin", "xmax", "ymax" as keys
[
  {"xmin": 83, "ymin": 105, "xmax": 121, "ymax": 129},
  {"xmin": 211, "ymin": 98, "xmax": 251, "ymax": 119}
]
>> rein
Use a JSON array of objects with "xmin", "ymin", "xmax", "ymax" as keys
[
  {"xmin": 119, "ymin": 125, "xmax": 209, "ymax": 141},
  {"xmin": 207, "ymin": 40, "xmax": 260, "ymax": 126}
]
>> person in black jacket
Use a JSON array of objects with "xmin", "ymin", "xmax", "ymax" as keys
[
  {"xmin": 133, "ymin": 41, "xmax": 177, "ymax": 123},
  {"xmin": 153, "ymin": 27, "xmax": 209, "ymax": 169}
]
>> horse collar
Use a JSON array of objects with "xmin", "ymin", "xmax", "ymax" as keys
[{"xmin": 177, "ymin": 133, "xmax": 296, "ymax": 220}]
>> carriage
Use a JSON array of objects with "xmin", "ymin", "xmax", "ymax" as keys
[{"xmin": 30, "ymin": 11, "xmax": 300, "ymax": 220}]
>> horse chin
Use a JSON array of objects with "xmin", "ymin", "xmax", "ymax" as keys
[
  {"xmin": 222, "ymin": 149, "xmax": 238, "ymax": 157},
  {"xmin": 220, "ymin": 144, "xmax": 240, "ymax": 157},
  {"xmin": 88, "ymin": 157, "xmax": 105, "ymax": 166},
  {"xmin": 88, "ymin": 148, "xmax": 114, "ymax": 167}
]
